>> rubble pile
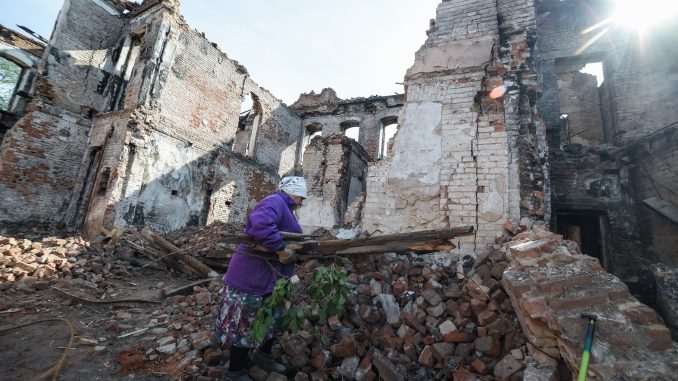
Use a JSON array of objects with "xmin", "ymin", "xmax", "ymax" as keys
[
  {"xmin": 166, "ymin": 221, "xmax": 241, "ymax": 259},
  {"xmin": 271, "ymin": 250, "xmax": 529, "ymax": 381},
  {"xmin": 109, "ymin": 241, "xmax": 535, "ymax": 381},
  {"xmin": 0, "ymin": 234, "xmax": 124, "ymax": 291}
]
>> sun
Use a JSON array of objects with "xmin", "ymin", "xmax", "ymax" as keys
[
  {"xmin": 611, "ymin": 0, "xmax": 678, "ymax": 32},
  {"xmin": 577, "ymin": 0, "xmax": 678, "ymax": 54}
]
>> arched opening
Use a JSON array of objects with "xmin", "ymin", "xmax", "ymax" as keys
[
  {"xmin": 0, "ymin": 56, "xmax": 24, "ymax": 111},
  {"xmin": 340, "ymin": 120, "xmax": 360, "ymax": 142},
  {"xmin": 379, "ymin": 116, "xmax": 399, "ymax": 158},
  {"xmin": 305, "ymin": 122, "xmax": 323, "ymax": 144}
]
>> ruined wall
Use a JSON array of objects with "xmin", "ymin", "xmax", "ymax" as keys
[
  {"xmin": 536, "ymin": 0, "xmax": 678, "ymax": 282},
  {"xmin": 361, "ymin": 0, "xmax": 542, "ymax": 258},
  {"xmin": 632, "ymin": 134, "xmax": 678, "ymax": 267},
  {"xmin": 297, "ymin": 134, "xmax": 370, "ymax": 230},
  {"xmin": 0, "ymin": 25, "xmax": 44, "ymax": 116},
  {"xmin": 1, "ymin": 0, "xmax": 304, "ymax": 235},
  {"xmin": 75, "ymin": 3, "xmax": 302, "ymax": 235},
  {"xmin": 557, "ymin": 71, "xmax": 604, "ymax": 146},
  {"xmin": 42, "ymin": 0, "xmax": 127, "ymax": 114},
  {"xmin": 292, "ymin": 89, "xmax": 403, "ymax": 159},
  {"xmin": 549, "ymin": 147, "xmax": 641, "ymax": 275},
  {"xmin": 0, "ymin": 104, "xmax": 92, "ymax": 224},
  {"xmin": 150, "ymin": 14, "xmax": 302, "ymax": 176},
  {"xmin": 207, "ymin": 153, "xmax": 279, "ymax": 226},
  {"xmin": 0, "ymin": 0, "xmax": 128, "ymax": 226}
]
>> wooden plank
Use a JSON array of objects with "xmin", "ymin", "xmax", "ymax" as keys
[{"xmin": 142, "ymin": 228, "xmax": 219, "ymax": 278}]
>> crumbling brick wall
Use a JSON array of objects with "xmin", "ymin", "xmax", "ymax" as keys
[
  {"xmin": 536, "ymin": 0, "xmax": 678, "ymax": 283},
  {"xmin": 362, "ymin": 0, "xmax": 543, "ymax": 258},
  {"xmin": 207, "ymin": 152, "xmax": 279, "ymax": 226},
  {"xmin": 297, "ymin": 134, "xmax": 370, "ymax": 229},
  {"xmin": 0, "ymin": 0, "xmax": 304, "ymax": 236},
  {"xmin": 0, "ymin": 0, "xmax": 128, "ymax": 226},
  {"xmin": 632, "ymin": 135, "xmax": 678, "ymax": 268},
  {"xmin": 557, "ymin": 71, "xmax": 604, "ymax": 146}
]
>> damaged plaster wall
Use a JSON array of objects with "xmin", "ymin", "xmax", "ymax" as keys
[{"xmin": 362, "ymin": 0, "xmax": 542, "ymax": 258}]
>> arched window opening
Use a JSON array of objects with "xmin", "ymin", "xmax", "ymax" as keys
[
  {"xmin": 379, "ymin": 116, "xmax": 399, "ymax": 158},
  {"xmin": 305, "ymin": 122, "xmax": 323, "ymax": 145},
  {"xmin": 0, "ymin": 56, "xmax": 23, "ymax": 111},
  {"xmin": 340, "ymin": 120, "xmax": 360, "ymax": 142}
]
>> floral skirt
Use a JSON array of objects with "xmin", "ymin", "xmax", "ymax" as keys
[{"xmin": 214, "ymin": 285, "xmax": 282, "ymax": 348}]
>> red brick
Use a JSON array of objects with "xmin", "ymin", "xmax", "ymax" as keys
[
  {"xmin": 418, "ymin": 346, "xmax": 436, "ymax": 367},
  {"xmin": 444, "ymin": 332, "xmax": 473, "ymax": 343},
  {"xmin": 470, "ymin": 358, "xmax": 488, "ymax": 374}
]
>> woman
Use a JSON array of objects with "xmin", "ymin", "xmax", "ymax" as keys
[{"xmin": 215, "ymin": 176, "xmax": 307, "ymax": 380}]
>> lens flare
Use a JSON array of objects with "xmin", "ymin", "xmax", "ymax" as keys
[{"xmin": 489, "ymin": 85, "xmax": 506, "ymax": 99}]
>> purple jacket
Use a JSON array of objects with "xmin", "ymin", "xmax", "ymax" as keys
[{"xmin": 224, "ymin": 192, "xmax": 302, "ymax": 296}]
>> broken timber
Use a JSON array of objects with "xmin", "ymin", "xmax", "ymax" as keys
[
  {"xmin": 221, "ymin": 226, "xmax": 474, "ymax": 256},
  {"xmin": 141, "ymin": 228, "xmax": 219, "ymax": 278}
]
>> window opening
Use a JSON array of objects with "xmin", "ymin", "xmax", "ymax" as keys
[
  {"xmin": 340, "ymin": 120, "xmax": 360, "ymax": 142},
  {"xmin": 379, "ymin": 119, "xmax": 398, "ymax": 158},
  {"xmin": 0, "ymin": 56, "xmax": 23, "ymax": 111},
  {"xmin": 580, "ymin": 62, "xmax": 604, "ymax": 87}
]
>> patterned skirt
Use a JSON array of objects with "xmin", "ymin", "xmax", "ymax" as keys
[{"xmin": 214, "ymin": 285, "xmax": 283, "ymax": 348}]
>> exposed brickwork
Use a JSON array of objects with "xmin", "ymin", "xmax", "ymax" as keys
[
  {"xmin": 362, "ymin": 0, "xmax": 543, "ymax": 258},
  {"xmin": 297, "ymin": 134, "xmax": 370, "ymax": 229},
  {"xmin": 0, "ymin": 104, "xmax": 91, "ymax": 224},
  {"xmin": 503, "ymin": 227, "xmax": 678, "ymax": 380},
  {"xmin": 557, "ymin": 71, "xmax": 604, "ymax": 146},
  {"xmin": 0, "ymin": 0, "xmax": 304, "ymax": 237}
]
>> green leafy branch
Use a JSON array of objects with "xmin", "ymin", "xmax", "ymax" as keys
[{"xmin": 249, "ymin": 265, "xmax": 350, "ymax": 342}]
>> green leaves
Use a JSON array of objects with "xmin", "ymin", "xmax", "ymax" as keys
[{"xmin": 248, "ymin": 265, "xmax": 350, "ymax": 342}]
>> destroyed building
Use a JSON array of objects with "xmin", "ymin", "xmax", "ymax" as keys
[{"xmin": 1, "ymin": 0, "xmax": 677, "ymax": 380}]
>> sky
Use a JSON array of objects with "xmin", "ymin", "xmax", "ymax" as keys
[{"xmin": 1, "ymin": 0, "xmax": 440, "ymax": 104}]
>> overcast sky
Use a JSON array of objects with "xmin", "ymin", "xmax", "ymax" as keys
[{"xmin": 1, "ymin": 0, "xmax": 440, "ymax": 104}]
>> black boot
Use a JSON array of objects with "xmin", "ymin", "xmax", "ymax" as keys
[
  {"xmin": 250, "ymin": 349, "xmax": 286, "ymax": 374},
  {"xmin": 224, "ymin": 369, "xmax": 254, "ymax": 381}
]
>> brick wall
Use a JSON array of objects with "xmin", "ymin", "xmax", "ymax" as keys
[
  {"xmin": 207, "ymin": 152, "xmax": 279, "ymax": 226},
  {"xmin": 0, "ymin": 103, "xmax": 91, "ymax": 224},
  {"xmin": 297, "ymin": 134, "xmax": 370, "ymax": 229},
  {"xmin": 557, "ymin": 71, "xmax": 604, "ymax": 146},
  {"xmin": 633, "ymin": 135, "xmax": 678, "ymax": 267},
  {"xmin": 42, "ymin": 0, "xmax": 127, "ymax": 114},
  {"xmin": 362, "ymin": 0, "xmax": 524, "ymax": 257}
]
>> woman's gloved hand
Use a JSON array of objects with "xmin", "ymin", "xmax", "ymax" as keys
[{"xmin": 276, "ymin": 248, "xmax": 297, "ymax": 264}]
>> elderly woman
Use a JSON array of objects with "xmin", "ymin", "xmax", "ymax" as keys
[{"xmin": 215, "ymin": 176, "xmax": 307, "ymax": 380}]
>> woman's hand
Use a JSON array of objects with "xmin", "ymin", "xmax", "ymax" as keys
[{"xmin": 276, "ymin": 248, "xmax": 297, "ymax": 264}]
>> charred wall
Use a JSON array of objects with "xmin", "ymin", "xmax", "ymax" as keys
[{"xmin": 536, "ymin": 0, "xmax": 678, "ymax": 281}]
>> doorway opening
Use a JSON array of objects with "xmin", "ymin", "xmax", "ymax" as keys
[{"xmin": 555, "ymin": 209, "xmax": 610, "ymax": 268}]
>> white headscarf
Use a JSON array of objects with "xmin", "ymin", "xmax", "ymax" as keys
[{"xmin": 278, "ymin": 176, "xmax": 308, "ymax": 199}]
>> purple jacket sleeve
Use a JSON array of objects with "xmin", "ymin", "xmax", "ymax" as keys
[{"xmin": 245, "ymin": 198, "xmax": 285, "ymax": 252}]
